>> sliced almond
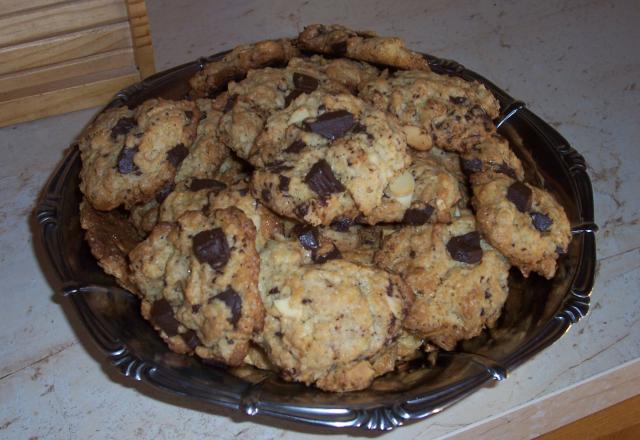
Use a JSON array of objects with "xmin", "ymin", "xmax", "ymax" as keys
[
  {"xmin": 386, "ymin": 170, "xmax": 415, "ymax": 207},
  {"xmin": 403, "ymin": 125, "xmax": 432, "ymax": 151}
]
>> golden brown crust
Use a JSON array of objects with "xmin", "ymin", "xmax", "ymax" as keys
[
  {"xmin": 79, "ymin": 200, "xmax": 143, "ymax": 294},
  {"xmin": 298, "ymin": 24, "xmax": 429, "ymax": 71}
]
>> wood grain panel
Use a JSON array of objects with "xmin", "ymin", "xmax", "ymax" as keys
[
  {"xmin": 0, "ymin": 0, "xmax": 63, "ymax": 17},
  {"xmin": 125, "ymin": 0, "xmax": 155, "ymax": 78},
  {"xmin": 0, "ymin": 0, "xmax": 127, "ymax": 48},
  {"xmin": 0, "ymin": 71, "xmax": 139, "ymax": 127},
  {"xmin": 0, "ymin": 22, "xmax": 132, "ymax": 75},
  {"xmin": 0, "ymin": 48, "xmax": 135, "ymax": 94}
]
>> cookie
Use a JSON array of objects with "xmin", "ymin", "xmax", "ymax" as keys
[
  {"xmin": 79, "ymin": 200, "xmax": 143, "ymax": 294},
  {"xmin": 190, "ymin": 39, "xmax": 300, "ymax": 97},
  {"xmin": 174, "ymin": 98, "xmax": 230, "ymax": 183},
  {"xmin": 362, "ymin": 151, "xmax": 462, "ymax": 225},
  {"xmin": 217, "ymin": 65, "xmax": 350, "ymax": 160},
  {"xmin": 79, "ymin": 99, "xmax": 200, "ymax": 211},
  {"xmin": 460, "ymin": 133, "xmax": 524, "ymax": 185},
  {"xmin": 297, "ymin": 24, "xmax": 429, "ymax": 71},
  {"xmin": 287, "ymin": 55, "xmax": 380, "ymax": 93},
  {"xmin": 257, "ymin": 238, "xmax": 413, "ymax": 391},
  {"xmin": 472, "ymin": 175, "xmax": 571, "ymax": 279},
  {"xmin": 359, "ymin": 70, "xmax": 500, "ymax": 152},
  {"xmin": 375, "ymin": 215, "xmax": 510, "ymax": 350},
  {"xmin": 129, "ymin": 207, "xmax": 263, "ymax": 365},
  {"xmin": 250, "ymin": 91, "xmax": 411, "ymax": 225}
]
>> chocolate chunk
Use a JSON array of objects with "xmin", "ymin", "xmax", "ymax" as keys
[
  {"xmin": 330, "ymin": 217, "xmax": 353, "ymax": 232},
  {"xmin": 284, "ymin": 139, "xmax": 306, "ymax": 154},
  {"xmin": 402, "ymin": 205, "xmax": 435, "ymax": 225},
  {"xmin": 301, "ymin": 298, "xmax": 313, "ymax": 304},
  {"xmin": 304, "ymin": 159, "xmax": 345, "ymax": 196},
  {"xmin": 261, "ymin": 188, "xmax": 271, "ymax": 202},
  {"xmin": 110, "ymin": 117, "xmax": 137, "ymax": 139},
  {"xmin": 331, "ymin": 41, "xmax": 348, "ymax": 56},
  {"xmin": 293, "ymin": 72, "xmax": 319, "ymax": 92},
  {"xmin": 484, "ymin": 290, "xmax": 492, "ymax": 299},
  {"xmin": 409, "ymin": 250, "xmax": 416, "ymax": 258},
  {"xmin": 214, "ymin": 286, "xmax": 242, "ymax": 325},
  {"xmin": 117, "ymin": 146, "xmax": 139, "ymax": 174},
  {"xmin": 351, "ymin": 122, "xmax": 367, "ymax": 134},
  {"xmin": 305, "ymin": 110, "xmax": 356, "ymax": 140},
  {"xmin": 278, "ymin": 175, "xmax": 290, "ymax": 192},
  {"xmin": 294, "ymin": 203, "xmax": 309, "ymax": 219},
  {"xmin": 155, "ymin": 182, "xmax": 175, "ymax": 203},
  {"xmin": 192, "ymin": 228, "xmax": 230, "ymax": 270},
  {"xmin": 531, "ymin": 211, "xmax": 553, "ymax": 232},
  {"xmin": 199, "ymin": 111, "xmax": 208, "ymax": 121},
  {"xmin": 237, "ymin": 187, "xmax": 249, "ymax": 196},
  {"xmin": 264, "ymin": 160, "xmax": 293, "ymax": 173},
  {"xmin": 291, "ymin": 224, "xmax": 320, "ymax": 250},
  {"xmin": 386, "ymin": 282, "xmax": 394, "ymax": 297},
  {"xmin": 268, "ymin": 287, "xmax": 279, "ymax": 295},
  {"xmin": 449, "ymin": 96, "xmax": 468, "ymax": 105},
  {"xmin": 188, "ymin": 178, "xmax": 227, "ymax": 192},
  {"xmin": 312, "ymin": 244, "xmax": 342, "ymax": 264},
  {"xmin": 182, "ymin": 329, "xmax": 200, "ymax": 350},
  {"xmin": 506, "ymin": 181, "xmax": 532, "ymax": 212},
  {"xmin": 184, "ymin": 110, "xmax": 194, "ymax": 120},
  {"xmin": 461, "ymin": 158, "xmax": 482, "ymax": 174},
  {"xmin": 166, "ymin": 144, "xmax": 189, "ymax": 167},
  {"xmin": 446, "ymin": 231, "xmax": 483, "ymax": 264},
  {"xmin": 191, "ymin": 304, "xmax": 201, "ymax": 313},
  {"xmin": 150, "ymin": 299, "xmax": 179, "ymax": 336},
  {"xmin": 496, "ymin": 163, "xmax": 517, "ymax": 179},
  {"xmin": 284, "ymin": 89, "xmax": 304, "ymax": 107},
  {"xmin": 223, "ymin": 93, "xmax": 238, "ymax": 113}
]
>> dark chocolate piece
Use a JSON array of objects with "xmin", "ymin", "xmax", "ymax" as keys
[
  {"xmin": 268, "ymin": 287, "xmax": 279, "ymax": 295},
  {"xmin": 117, "ymin": 146, "xmax": 139, "ymax": 174},
  {"xmin": 188, "ymin": 178, "xmax": 227, "ymax": 192},
  {"xmin": 214, "ymin": 286, "xmax": 242, "ymax": 325},
  {"xmin": 264, "ymin": 160, "xmax": 293, "ymax": 173},
  {"xmin": 304, "ymin": 159, "xmax": 345, "ymax": 196},
  {"xmin": 496, "ymin": 163, "xmax": 517, "ymax": 179},
  {"xmin": 192, "ymin": 228, "xmax": 230, "ymax": 270},
  {"xmin": 330, "ymin": 217, "xmax": 353, "ymax": 232},
  {"xmin": 461, "ymin": 158, "xmax": 482, "ymax": 174},
  {"xmin": 182, "ymin": 329, "xmax": 200, "ymax": 350},
  {"xmin": 261, "ymin": 188, "xmax": 271, "ymax": 202},
  {"xmin": 449, "ymin": 96, "xmax": 468, "ymax": 105},
  {"xmin": 284, "ymin": 89, "xmax": 304, "ymax": 107},
  {"xmin": 291, "ymin": 224, "xmax": 320, "ymax": 250},
  {"xmin": 278, "ymin": 175, "xmax": 290, "ymax": 192},
  {"xmin": 110, "ymin": 117, "xmax": 137, "ymax": 139},
  {"xmin": 223, "ymin": 93, "xmax": 238, "ymax": 113},
  {"xmin": 191, "ymin": 304, "xmax": 201, "ymax": 313},
  {"xmin": 166, "ymin": 144, "xmax": 189, "ymax": 167},
  {"xmin": 184, "ymin": 110, "xmax": 194, "ymax": 120},
  {"xmin": 155, "ymin": 182, "xmax": 175, "ymax": 203},
  {"xmin": 284, "ymin": 139, "xmax": 306, "ymax": 154},
  {"xmin": 151, "ymin": 299, "xmax": 179, "ymax": 336},
  {"xmin": 294, "ymin": 203, "xmax": 309, "ymax": 219},
  {"xmin": 506, "ymin": 181, "xmax": 532, "ymax": 213},
  {"xmin": 305, "ymin": 110, "xmax": 355, "ymax": 140},
  {"xmin": 312, "ymin": 244, "xmax": 342, "ymax": 264},
  {"xmin": 531, "ymin": 211, "xmax": 553, "ymax": 232},
  {"xmin": 331, "ymin": 41, "xmax": 348, "ymax": 56},
  {"xmin": 446, "ymin": 231, "xmax": 483, "ymax": 264},
  {"xmin": 293, "ymin": 72, "xmax": 319, "ymax": 92},
  {"xmin": 402, "ymin": 205, "xmax": 435, "ymax": 225}
]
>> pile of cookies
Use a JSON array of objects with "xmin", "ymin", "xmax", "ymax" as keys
[{"xmin": 78, "ymin": 25, "xmax": 571, "ymax": 392}]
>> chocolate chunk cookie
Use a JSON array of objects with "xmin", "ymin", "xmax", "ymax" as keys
[
  {"xmin": 250, "ymin": 91, "xmax": 411, "ymax": 224},
  {"xmin": 79, "ymin": 200, "xmax": 143, "ymax": 293},
  {"xmin": 359, "ymin": 70, "xmax": 500, "ymax": 152},
  {"xmin": 190, "ymin": 38, "xmax": 300, "ymax": 97},
  {"xmin": 298, "ymin": 24, "xmax": 429, "ymax": 71},
  {"xmin": 363, "ymin": 152, "xmax": 462, "ymax": 225},
  {"xmin": 257, "ymin": 238, "xmax": 413, "ymax": 391},
  {"xmin": 460, "ymin": 133, "xmax": 524, "ymax": 185},
  {"xmin": 375, "ymin": 215, "xmax": 510, "ymax": 350},
  {"xmin": 129, "ymin": 207, "xmax": 263, "ymax": 365},
  {"xmin": 472, "ymin": 175, "xmax": 571, "ymax": 279},
  {"xmin": 79, "ymin": 99, "xmax": 200, "ymax": 210},
  {"xmin": 287, "ymin": 55, "xmax": 380, "ymax": 93}
]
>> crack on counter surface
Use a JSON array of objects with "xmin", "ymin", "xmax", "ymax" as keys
[{"xmin": 0, "ymin": 341, "xmax": 77, "ymax": 382}]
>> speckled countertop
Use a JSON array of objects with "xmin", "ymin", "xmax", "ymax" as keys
[{"xmin": 1, "ymin": 1, "xmax": 639, "ymax": 438}]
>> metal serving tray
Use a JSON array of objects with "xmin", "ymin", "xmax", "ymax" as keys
[{"xmin": 35, "ymin": 49, "xmax": 597, "ymax": 431}]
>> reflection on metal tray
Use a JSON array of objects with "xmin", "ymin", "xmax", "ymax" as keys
[{"xmin": 35, "ymin": 50, "xmax": 597, "ymax": 431}]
